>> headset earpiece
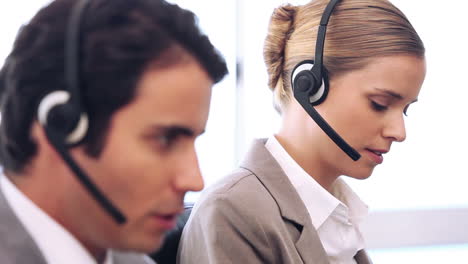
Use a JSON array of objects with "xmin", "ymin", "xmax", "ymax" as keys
[
  {"xmin": 289, "ymin": 0, "xmax": 360, "ymax": 161},
  {"xmin": 292, "ymin": 60, "xmax": 329, "ymax": 106},
  {"xmin": 37, "ymin": 90, "xmax": 89, "ymax": 145}
]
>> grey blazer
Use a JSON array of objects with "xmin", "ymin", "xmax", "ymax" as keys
[
  {"xmin": 178, "ymin": 139, "xmax": 372, "ymax": 264},
  {"xmin": 0, "ymin": 183, "xmax": 154, "ymax": 264}
]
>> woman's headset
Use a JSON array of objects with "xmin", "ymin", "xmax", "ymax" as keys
[{"xmin": 291, "ymin": 0, "xmax": 361, "ymax": 161}]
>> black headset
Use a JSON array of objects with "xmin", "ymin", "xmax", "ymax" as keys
[
  {"xmin": 291, "ymin": 0, "xmax": 361, "ymax": 161},
  {"xmin": 36, "ymin": 0, "xmax": 127, "ymax": 224}
]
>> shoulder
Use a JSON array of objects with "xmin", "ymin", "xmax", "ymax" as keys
[
  {"xmin": 188, "ymin": 168, "xmax": 283, "ymax": 233},
  {"xmin": 178, "ymin": 168, "xmax": 281, "ymax": 262},
  {"xmin": 198, "ymin": 168, "xmax": 278, "ymax": 215},
  {"xmin": 0, "ymin": 206, "xmax": 48, "ymax": 264},
  {"xmin": 178, "ymin": 166, "xmax": 297, "ymax": 263}
]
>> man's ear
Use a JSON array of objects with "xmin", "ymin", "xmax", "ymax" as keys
[{"xmin": 30, "ymin": 121, "xmax": 57, "ymax": 158}]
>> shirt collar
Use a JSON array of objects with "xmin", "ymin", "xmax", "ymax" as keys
[
  {"xmin": 0, "ymin": 173, "xmax": 113, "ymax": 264},
  {"xmin": 265, "ymin": 136, "xmax": 368, "ymax": 229},
  {"xmin": 331, "ymin": 178, "xmax": 369, "ymax": 225}
]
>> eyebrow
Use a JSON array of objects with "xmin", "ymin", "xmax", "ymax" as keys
[
  {"xmin": 152, "ymin": 125, "xmax": 205, "ymax": 137},
  {"xmin": 374, "ymin": 88, "xmax": 418, "ymax": 103}
]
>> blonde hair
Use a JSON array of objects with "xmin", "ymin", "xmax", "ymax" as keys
[{"xmin": 263, "ymin": 0, "xmax": 425, "ymax": 113}]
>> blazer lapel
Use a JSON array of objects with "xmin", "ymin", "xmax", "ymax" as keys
[
  {"xmin": 240, "ymin": 139, "xmax": 329, "ymax": 264},
  {"xmin": 0, "ymin": 184, "xmax": 47, "ymax": 264}
]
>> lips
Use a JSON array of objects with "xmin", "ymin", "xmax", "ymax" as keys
[
  {"xmin": 151, "ymin": 213, "xmax": 179, "ymax": 230},
  {"xmin": 148, "ymin": 205, "xmax": 183, "ymax": 229},
  {"xmin": 365, "ymin": 148, "xmax": 388, "ymax": 164},
  {"xmin": 367, "ymin": 149, "xmax": 385, "ymax": 155}
]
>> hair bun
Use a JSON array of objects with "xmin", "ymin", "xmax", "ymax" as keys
[{"xmin": 263, "ymin": 4, "xmax": 296, "ymax": 91}]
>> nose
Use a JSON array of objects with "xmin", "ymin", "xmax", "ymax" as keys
[
  {"xmin": 382, "ymin": 114, "xmax": 407, "ymax": 142},
  {"xmin": 173, "ymin": 146, "xmax": 204, "ymax": 193}
]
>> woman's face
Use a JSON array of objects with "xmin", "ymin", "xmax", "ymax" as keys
[{"xmin": 286, "ymin": 55, "xmax": 426, "ymax": 181}]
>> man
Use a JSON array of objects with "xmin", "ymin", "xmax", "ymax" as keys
[{"xmin": 0, "ymin": 0, "xmax": 227, "ymax": 263}]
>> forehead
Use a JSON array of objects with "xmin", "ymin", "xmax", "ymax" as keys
[
  {"xmin": 116, "ymin": 59, "xmax": 214, "ymax": 131},
  {"xmin": 344, "ymin": 55, "xmax": 426, "ymax": 100},
  {"xmin": 366, "ymin": 55, "xmax": 426, "ymax": 76},
  {"xmin": 372, "ymin": 55, "xmax": 425, "ymax": 92}
]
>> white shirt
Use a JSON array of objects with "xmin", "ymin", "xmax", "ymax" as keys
[
  {"xmin": 0, "ymin": 173, "xmax": 113, "ymax": 264},
  {"xmin": 265, "ymin": 136, "xmax": 368, "ymax": 264}
]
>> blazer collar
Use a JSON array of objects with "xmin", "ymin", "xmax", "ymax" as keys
[
  {"xmin": 240, "ymin": 138, "xmax": 310, "ymax": 225},
  {"xmin": 0, "ymin": 182, "xmax": 47, "ymax": 264},
  {"xmin": 240, "ymin": 138, "xmax": 329, "ymax": 264}
]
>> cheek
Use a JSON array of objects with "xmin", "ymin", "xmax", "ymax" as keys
[
  {"xmin": 322, "ymin": 93, "xmax": 364, "ymax": 130},
  {"xmin": 90, "ymin": 141, "xmax": 172, "ymax": 212},
  {"xmin": 320, "ymin": 92, "xmax": 381, "ymax": 147}
]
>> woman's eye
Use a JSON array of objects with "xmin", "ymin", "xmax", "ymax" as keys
[{"xmin": 371, "ymin": 101, "xmax": 388, "ymax": 112}]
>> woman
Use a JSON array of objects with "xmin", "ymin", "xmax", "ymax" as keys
[{"xmin": 178, "ymin": 0, "xmax": 425, "ymax": 263}]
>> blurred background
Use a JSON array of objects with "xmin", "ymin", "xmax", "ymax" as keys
[{"xmin": 1, "ymin": 0, "xmax": 467, "ymax": 262}]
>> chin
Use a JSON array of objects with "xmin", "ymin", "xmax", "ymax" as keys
[
  {"xmin": 345, "ymin": 166, "xmax": 374, "ymax": 180},
  {"xmin": 118, "ymin": 233, "xmax": 166, "ymax": 254},
  {"xmin": 151, "ymin": 235, "xmax": 166, "ymax": 252},
  {"xmin": 143, "ymin": 235, "xmax": 166, "ymax": 253},
  {"xmin": 348, "ymin": 174, "xmax": 372, "ymax": 180}
]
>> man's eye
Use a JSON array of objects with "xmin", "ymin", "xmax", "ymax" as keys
[{"xmin": 157, "ymin": 133, "xmax": 177, "ymax": 148}]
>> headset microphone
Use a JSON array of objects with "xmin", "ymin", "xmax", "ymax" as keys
[
  {"xmin": 292, "ymin": 0, "xmax": 361, "ymax": 161},
  {"xmin": 43, "ymin": 122, "xmax": 127, "ymax": 224},
  {"xmin": 37, "ymin": 0, "xmax": 127, "ymax": 224}
]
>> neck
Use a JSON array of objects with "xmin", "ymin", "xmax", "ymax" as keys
[
  {"xmin": 57, "ymin": 208, "xmax": 108, "ymax": 263},
  {"xmin": 274, "ymin": 133, "xmax": 339, "ymax": 191},
  {"xmin": 277, "ymin": 104, "xmax": 341, "ymax": 191},
  {"xmin": 5, "ymin": 167, "xmax": 63, "ymax": 215}
]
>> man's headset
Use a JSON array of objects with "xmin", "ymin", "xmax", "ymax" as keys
[
  {"xmin": 36, "ymin": 0, "xmax": 127, "ymax": 224},
  {"xmin": 291, "ymin": 0, "xmax": 361, "ymax": 161}
]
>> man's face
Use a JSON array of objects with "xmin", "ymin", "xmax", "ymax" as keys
[{"xmin": 66, "ymin": 58, "xmax": 213, "ymax": 253}]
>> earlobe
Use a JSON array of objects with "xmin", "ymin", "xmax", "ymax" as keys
[
  {"xmin": 31, "ymin": 122, "xmax": 46, "ymax": 144},
  {"xmin": 30, "ymin": 122, "xmax": 59, "ymax": 157}
]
